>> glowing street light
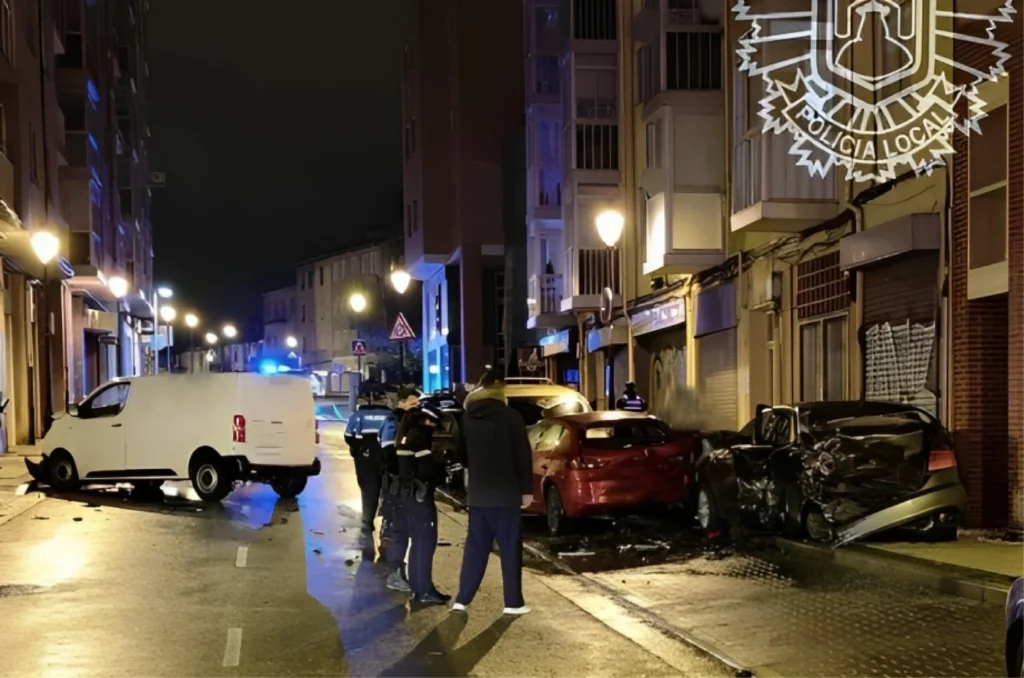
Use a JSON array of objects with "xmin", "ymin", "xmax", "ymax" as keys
[
  {"xmin": 184, "ymin": 313, "xmax": 199, "ymax": 328},
  {"xmin": 222, "ymin": 324, "xmax": 238, "ymax": 339},
  {"xmin": 205, "ymin": 332, "xmax": 218, "ymax": 344},
  {"xmin": 107, "ymin": 276, "xmax": 129, "ymax": 299},
  {"xmin": 159, "ymin": 305, "xmax": 177, "ymax": 323},
  {"xmin": 348, "ymin": 292, "xmax": 367, "ymax": 313},
  {"xmin": 390, "ymin": 269, "xmax": 411, "ymax": 294},
  {"xmin": 595, "ymin": 210, "xmax": 625, "ymax": 248},
  {"xmin": 30, "ymin": 231, "xmax": 60, "ymax": 265},
  {"xmin": 285, "ymin": 335, "xmax": 298, "ymax": 349},
  {"xmin": 157, "ymin": 286, "xmax": 173, "ymax": 299}
]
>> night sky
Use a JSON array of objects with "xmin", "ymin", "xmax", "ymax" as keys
[{"xmin": 146, "ymin": 1, "xmax": 407, "ymax": 338}]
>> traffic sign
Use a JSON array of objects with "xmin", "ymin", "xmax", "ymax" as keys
[
  {"xmin": 351, "ymin": 339, "xmax": 367, "ymax": 356},
  {"xmin": 389, "ymin": 312, "xmax": 416, "ymax": 341}
]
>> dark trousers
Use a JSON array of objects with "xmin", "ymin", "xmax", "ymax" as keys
[
  {"xmin": 380, "ymin": 490, "xmax": 409, "ymax": 570},
  {"xmin": 354, "ymin": 456, "xmax": 382, "ymax": 531},
  {"xmin": 407, "ymin": 496, "xmax": 438, "ymax": 596},
  {"xmin": 456, "ymin": 506, "xmax": 524, "ymax": 608}
]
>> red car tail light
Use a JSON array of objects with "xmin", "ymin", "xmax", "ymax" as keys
[
  {"xmin": 569, "ymin": 457, "xmax": 607, "ymax": 470},
  {"xmin": 928, "ymin": 447, "xmax": 956, "ymax": 472},
  {"xmin": 232, "ymin": 414, "xmax": 246, "ymax": 443}
]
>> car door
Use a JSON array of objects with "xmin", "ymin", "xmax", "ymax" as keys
[{"xmin": 73, "ymin": 383, "xmax": 131, "ymax": 476}]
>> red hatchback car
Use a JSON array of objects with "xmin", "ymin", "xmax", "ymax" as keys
[{"xmin": 523, "ymin": 412, "xmax": 698, "ymax": 534}]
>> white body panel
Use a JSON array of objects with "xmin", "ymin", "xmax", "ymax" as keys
[{"xmin": 42, "ymin": 373, "xmax": 316, "ymax": 480}]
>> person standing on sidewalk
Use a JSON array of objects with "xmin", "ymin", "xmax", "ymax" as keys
[{"xmin": 452, "ymin": 370, "xmax": 532, "ymax": 616}]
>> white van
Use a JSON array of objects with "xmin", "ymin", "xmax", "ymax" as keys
[{"xmin": 31, "ymin": 373, "xmax": 320, "ymax": 502}]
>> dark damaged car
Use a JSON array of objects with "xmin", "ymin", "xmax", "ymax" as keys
[{"xmin": 694, "ymin": 401, "xmax": 967, "ymax": 545}]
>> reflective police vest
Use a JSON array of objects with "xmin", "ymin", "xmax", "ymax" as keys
[{"xmin": 616, "ymin": 394, "xmax": 647, "ymax": 412}]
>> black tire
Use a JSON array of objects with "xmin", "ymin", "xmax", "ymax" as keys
[
  {"xmin": 189, "ymin": 453, "xmax": 232, "ymax": 503},
  {"xmin": 48, "ymin": 450, "xmax": 79, "ymax": 492},
  {"xmin": 545, "ymin": 484, "xmax": 571, "ymax": 536},
  {"xmin": 695, "ymin": 477, "xmax": 725, "ymax": 536},
  {"xmin": 270, "ymin": 475, "xmax": 307, "ymax": 499}
]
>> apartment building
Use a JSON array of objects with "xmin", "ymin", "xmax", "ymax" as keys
[
  {"xmin": 262, "ymin": 285, "xmax": 296, "ymax": 351},
  {"xmin": 60, "ymin": 0, "xmax": 155, "ymax": 401},
  {"xmin": 402, "ymin": 0, "xmax": 523, "ymax": 392},
  {"xmin": 293, "ymin": 238, "xmax": 414, "ymax": 386}
]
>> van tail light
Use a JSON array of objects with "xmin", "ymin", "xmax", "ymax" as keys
[
  {"xmin": 928, "ymin": 447, "xmax": 956, "ymax": 472},
  {"xmin": 569, "ymin": 457, "xmax": 606, "ymax": 470},
  {"xmin": 232, "ymin": 415, "xmax": 246, "ymax": 443},
  {"xmin": 315, "ymin": 420, "xmax": 320, "ymax": 445}
]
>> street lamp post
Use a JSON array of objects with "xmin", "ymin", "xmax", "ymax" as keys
[
  {"xmin": 348, "ymin": 293, "xmax": 367, "ymax": 374},
  {"xmin": 205, "ymin": 332, "xmax": 218, "ymax": 372},
  {"xmin": 185, "ymin": 313, "xmax": 199, "ymax": 372},
  {"xmin": 389, "ymin": 268, "xmax": 411, "ymax": 385},
  {"xmin": 159, "ymin": 304, "xmax": 176, "ymax": 373},
  {"xmin": 595, "ymin": 210, "xmax": 634, "ymax": 391},
  {"xmin": 31, "ymin": 231, "xmax": 59, "ymax": 427},
  {"xmin": 107, "ymin": 276, "xmax": 130, "ymax": 378}
]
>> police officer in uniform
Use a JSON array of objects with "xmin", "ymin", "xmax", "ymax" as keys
[
  {"xmin": 343, "ymin": 390, "xmax": 392, "ymax": 534},
  {"xmin": 616, "ymin": 381, "xmax": 648, "ymax": 412},
  {"xmin": 379, "ymin": 385, "xmax": 421, "ymax": 592},
  {"xmin": 395, "ymin": 399, "xmax": 451, "ymax": 605}
]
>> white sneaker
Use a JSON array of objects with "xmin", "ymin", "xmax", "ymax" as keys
[
  {"xmin": 451, "ymin": 603, "xmax": 467, "ymax": 612},
  {"xmin": 502, "ymin": 606, "xmax": 530, "ymax": 616}
]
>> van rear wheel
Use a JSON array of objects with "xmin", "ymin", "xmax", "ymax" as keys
[
  {"xmin": 189, "ymin": 454, "xmax": 231, "ymax": 503},
  {"xmin": 271, "ymin": 475, "xmax": 307, "ymax": 499}
]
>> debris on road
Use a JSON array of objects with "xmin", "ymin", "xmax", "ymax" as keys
[
  {"xmin": 312, "ymin": 548, "xmax": 322, "ymax": 555},
  {"xmin": 437, "ymin": 540, "xmax": 452, "ymax": 547},
  {"xmin": 73, "ymin": 517, "xmax": 83, "ymax": 522},
  {"xmin": 558, "ymin": 551, "xmax": 596, "ymax": 557},
  {"xmin": 32, "ymin": 516, "xmax": 48, "ymax": 520},
  {"xmin": 310, "ymin": 529, "xmax": 325, "ymax": 535}
]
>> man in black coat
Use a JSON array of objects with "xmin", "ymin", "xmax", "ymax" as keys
[{"xmin": 452, "ymin": 370, "xmax": 532, "ymax": 615}]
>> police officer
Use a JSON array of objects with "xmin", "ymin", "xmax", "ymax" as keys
[
  {"xmin": 344, "ymin": 391, "xmax": 392, "ymax": 534},
  {"xmin": 616, "ymin": 381, "xmax": 648, "ymax": 412},
  {"xmin": 395, "ymin": 399, "xmax": 450, "ymax": 605},
  {"xmin": 379, "ymin": 385, "xmax": 421, "ymax": 593}
]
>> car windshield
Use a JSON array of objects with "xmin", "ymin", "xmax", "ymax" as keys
[
  {"xmin": 583, "ymin": 421, "xmax": 668, "ymax": 448},
  {"xmin": 508, "ymin": 394, "xmax": 587, "ymax": 426}
]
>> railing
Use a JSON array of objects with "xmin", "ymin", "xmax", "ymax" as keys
[
  {"xmin": 665, "ymin": 30, "xmax": 722, "ymax": 90},
  {"xmin": 572, "ymin": 248, "xmax": 619, "ymax": 296},
  {"xmin": 528, "ymin": 273, "xmax": 563, "ymax": 315},
  {"xmin": 732, "ymin": 132, "xmax": 837, "ymax": 214},
  {"xmin": 572, "ymin": 0, "xmax": 616, "ymax": 40},
  {"xmin": 573, "ymin": 123, "xmax": 619, "ymax": 170}
]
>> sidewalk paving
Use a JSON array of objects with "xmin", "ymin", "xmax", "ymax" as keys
[{"xmin": 865, "ymin": 531, "xmax": 1023, "ymax": 579}]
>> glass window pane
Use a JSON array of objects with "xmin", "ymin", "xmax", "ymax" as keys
[
  {"xmin": 824, "ymin": 318, "xmax": 845, "ymax": 400},
  {"xmin": 800, "ymin": 323, "xmax": 818, "ymax": 401}
]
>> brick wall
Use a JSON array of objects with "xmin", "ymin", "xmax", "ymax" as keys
[{"xmin": 950, "ymin": 19, "xmax": 1021, "ymax": 529}]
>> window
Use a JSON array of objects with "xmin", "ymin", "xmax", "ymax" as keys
[
  {"xmin": 584, "ymin": 421, "xmax": 668, "ymax": 446},
  {"xmin": 535, "ymin": 4, "xmax": 562, "ymax": 52},
  {"xmin": 800, "ymin": 316, "xmax": 846, "ymax": 401},
  {"xmin": 412, "ymin": 199, "xmax": 419, "ymax": 232},
  {"xmin": 319, "ymin": 267, "xmax": 324, "ymax": 286},
  {"xmin": 575, "ymin": 123, "xmax": 618, "ymax": 170},
  {"xmin": 301, "ymin": 305, "xmax": 306, "ymax": 323},
  {"xmin": 637, "ymin": 42, "xmax": 659, "ymax": 104},
  {"xmin": 406, "ymin": 203, "xmax": 412, "ymax": 237},
  {"xmin": 572, "ymin": 0, "xmax": 616, "ymax": 40},
  {"xmin": 535, "ymin": 424, "xmax": 566, "ymax": 451},
  {"xmin": 536, "ymin": 56, "xmax": 560, "ymax": 94},
  {"xmin": 29, "ymin": 126, "xmax": 38, "ymax": 186},
  {"xmin": 302, "ymin": 337, "xmax": 307, "ymax": 353},
  {"xmin": 575, "ymin": 67, "xmax": 617, "ymax": 119},
  {"xmin": 300, "ymin": 274, "xmax": 305, "ymax": 291},
  {"xmin": 410, "ymin": 118, "xmax": 417, "ymax": 152},
  {"xmin": 307, "ymin": 271, "xmax": 313, "ymax": 288},
  {"xmin": 646, "ymin": 121, "xmax": 661, "ymax": 168},
  {"xmin": 968, "ymin": 104, "xmax": 1008, "ymax": 271},
  {"xmin": 79, "ymin": 383, "xmax": 130, "ymax": 419},
  {"xmin": 0, "ymin": 0, "xmax": 12, "ymax": 63},
  {"xmin": 289, "ymin": 298, "xmax": 295, "ymax": 318},
  {"xmin": 666, "ymin": 31, "xmax": 722, "ymax": 91}
]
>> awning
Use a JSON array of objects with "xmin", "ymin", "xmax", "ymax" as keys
[
  {"xmin": 627, "ymin": 282, "xmax": 687, "ymax": 337},
  {"xmin": 67, "ymin": 265, "xmax": 118, "ymax": 307},
  {"xmin": 839, "ymin": 213, "xmax": 940, "ymax": 270},
  {"xmin": 539, "ymin": 329, "xmax": 572, "ymax": 358},
  {"xmin": 126, "ymin": 289, "xmax": 155, "ymax": 320},
  {"xmin": 587, "ymin": 319, "xmax": 629, "ymax": 352}
]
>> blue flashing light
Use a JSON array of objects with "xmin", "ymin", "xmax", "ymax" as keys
[
  {"xmin": 276, "ymin": 365, "xmax": 290, "ymax": 373},
  {"xmin": 86, "ymin": 80, "xmax": 100, "ymax": 108},
  {"xmin": 258, "ymin": 360, "xmax": 278, "ymax": 375},
  {"xmin": 88, "ymin": 134, "xmax": 99, "ymax": 152}
]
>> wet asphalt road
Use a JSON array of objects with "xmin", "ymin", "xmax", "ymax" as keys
[{"xmin": 0, "ymin": 426, "xmax": 727, "ymax": 678}]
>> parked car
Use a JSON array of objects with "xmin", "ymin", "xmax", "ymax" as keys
[
  {"xmin": 504, "ymin": 382, "xmax": 592, "ymax": 426},
  {"xmin": 695, "ymin": 401, "xmax": 967, "ymax": 545},
  {"xmin": 27, "ymin": 373, "xmax": 321, "ymax": 502},
  {"xmin": 419, "ymin": 390, "xmax": 466, "ymax": 488},
  {"xmin": 1008, "ymin": 577, "xmax": 1023, "ymax": 678},
  {"xmin": 523, "ymin": 411, "xmax": 700, "ymax": 535}
]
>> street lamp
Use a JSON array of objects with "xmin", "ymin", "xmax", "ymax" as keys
[
  {"xmin": 107, "ymin": 276, "xmax": 129, "ymax": 299},
  {"xmin": 285, "ymin": 335, "xmax": 298, "ymax": 349},
  {"xmin": 594, "ymin": 209, "xmax": 633, "ymax": 389},
  {"xmin": 159, "ymin": 305, "xmax": 176, "ymax": 373},
  {"xmin": 157, "ymin": 287, "xmax": 173, "ymax": 299},
  {"xmin": 205, "ymin": 332, "xmax": 218, "ymax": 344},
  {"xmin": 222, "ymin": 324, "xmax": 237, "ymax": 339},
  {"xmin": 348, "ymin": 292, "xmax": 367, "ymax": 313},
  {"xmin": 31, "ymin": 230, "xmax": 59, "ymax": 426},
  {"xmin": 390, "ymin": 268, "xmax": 411, "ymax": 294},
  {"xmin": 184, "ymin": 314, "xmax": 199, "ymax": 372}
]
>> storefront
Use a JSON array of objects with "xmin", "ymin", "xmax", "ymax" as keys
[
  {"xmin": 795, "ymin": 250, "xmax": 850, "ymax": 403},
  {"xmin": 840, "ymin": 214, "xmax": 942, "ymax": 415},
  {"xmin": 694, "ymin": 281, "xmax": 738, "ymax": 431},
  {"xmin": 627, "ymin": 287, "xmax": 687, "ymax": 422},
  {"xmin": 539, "ymin": 329, "xmax": 579, "ymax": 389},
  {"xmin": 586, "ymin": 320, "xmax": 628, "ymax": 410}
]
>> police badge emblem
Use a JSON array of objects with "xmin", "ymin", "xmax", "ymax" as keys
[{"xmin": 734, "ymin": 0, "xmax": 1015, "ymax": 182}]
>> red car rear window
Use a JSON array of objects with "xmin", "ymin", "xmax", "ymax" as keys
[{"xmin": 583, "ymin": 421, "xmax": 668, "ymax": 447}]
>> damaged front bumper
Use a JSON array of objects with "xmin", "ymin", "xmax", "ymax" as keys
[
  {"xmin": 25, "ymin": 455, "xmax": 49, "ymax": 484},
  {"xmin": 834, "ymin": 477, "xmax": 967, "ymax": 546}
]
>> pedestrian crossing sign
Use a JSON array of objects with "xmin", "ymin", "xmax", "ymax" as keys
[
  {"xmin": 351, "ymin": 339, "xmax": 367, "ymax": 356},
  {"xmin": 389, "ymin": 312, "xmax": 416, "ymax": 341}
]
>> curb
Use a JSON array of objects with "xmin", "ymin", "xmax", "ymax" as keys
[
  {"xmin": 435, "ymin": 489, "xmax": 757, "ymax": 677},
  {"xmin": 774, "ymin": 537, "xmax": 1016, "ymax": 605}
]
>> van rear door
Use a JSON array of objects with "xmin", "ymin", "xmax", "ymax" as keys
[{"xmin": 236, "ymin": 375, "xmax": 315, "ymax": 466}]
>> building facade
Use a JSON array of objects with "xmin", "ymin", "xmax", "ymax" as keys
[
  {"xmin": 261, "ymin": 285, "xmax": 296, "ymax": 351},
  {"xmin": 512, "ymin": 1, "xmax": 1021, "ymax": 531},
  {"xmin": 401, "ymin": 0, "xmax": 524, "ymax": 392},
  {"xmin": 0, "ymin": 0, "xmax": 153, "ymax": 451}
]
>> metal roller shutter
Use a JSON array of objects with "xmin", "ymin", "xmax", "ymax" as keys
[
  {"xmin": 860, "ymin": 251, "xmax": 939, "ymax": 414},
  {"xmin": 697, "ymin": 328, "xmax": 738, "ymax": 431}
]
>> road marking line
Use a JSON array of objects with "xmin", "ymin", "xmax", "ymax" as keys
[
  {"xmin": 235, "ymin": 546, "xmax": 248, "ymax": 568},
  {"xmin": 222, "ymin": 628, "xmax": 242, "ymax": 667}
]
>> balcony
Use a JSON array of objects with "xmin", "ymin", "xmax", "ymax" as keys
[
  {"xmin": 56, "ymin": 32, "xmax": 86, "ymax": 95},
  {"xmin": 566, "ymin": 122, "xmax": 619, "ymax": 185},
  {"xmin": 571, "ymin": 0, "xmax": 617, "ymax": 43},
  {"xmin": 562, "ymin": 247, "xmax": 620, "ymax": 312},
  {"xmin": 643, "ymin": 191, "xmax": 725, "ymax": 276},
  {"xmin": 526, "ymin": 273, "xmax": 567, "ymax": 329},
  {"xmin": 731, "ymin": 132, "xmax": 839, "ymax": 233}
]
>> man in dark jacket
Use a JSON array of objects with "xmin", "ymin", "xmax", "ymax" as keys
[{"xmin": 452, "ymin": 370, "xmax": 532, "ymax": 615}]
